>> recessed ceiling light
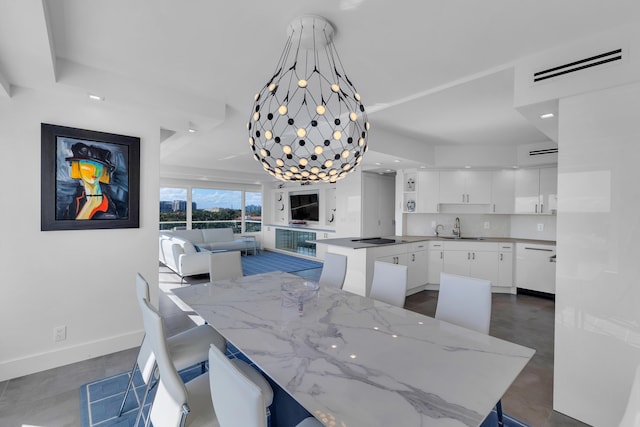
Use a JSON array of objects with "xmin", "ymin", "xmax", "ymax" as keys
[
  {"xmin": 419, "ymin": 166, "xmax": 427, "ymax": 169},
  {"xmin": 464, "ymin": 165, "xmax": 471, "ymax": 169},
  {"xmin": 512, "ymin": 165, "xmax": 519, "ymax": 169},
  {"xmin": 393, "ymin": 159, "xmax": 401, "ymax": 163},
  {"xmin": 540, "ymin": 113, "xmax": 554, "ymax": 119},
  {"xmin": 385, "ymin": 169, "xmax": 392, "ymax": 172},
  {"xmin": 374, "ymin": 162, "xmax": 382, "ymax": 166},
  {"xmin": 88, "ymin": 93, "xmax": 104, "ymax": 101},
  {"xmin": 188, "ymin": 128, "xmax": 197, "ymax": 133}
]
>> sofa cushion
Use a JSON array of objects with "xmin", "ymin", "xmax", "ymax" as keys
[
  {"xmin": 202, "ymin": 228, "xmax": 235, "ymax": 243},
  {"xmin": 180, "ymin": 239, "xmax": 198, "ymax": 254},
  {"xmin": 169, "ymin": 229, "xmax": 205, "ymax": 244}
]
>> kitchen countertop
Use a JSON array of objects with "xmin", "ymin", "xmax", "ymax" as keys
[{"xmin": 311, "ymin": 235, "xmax": 556, "ymax": 249}]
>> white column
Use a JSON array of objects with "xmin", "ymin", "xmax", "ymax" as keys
[{"xmin": 554, "ymin": 81, "xmax": 640, "ymax": 426}]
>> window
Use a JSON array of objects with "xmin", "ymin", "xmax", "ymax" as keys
[
  {"xmin": 245, "ymin": 191, "xmax": 262, "ymax": 232},
  {"xmin": 191, "ymin": 188, "xmax": 242, "ymax": 232},
  {"xmin": 159, "ymin": 186, "xmax": 261, "ymax": 234},
  {"xmin": 159, "ymin": 187, "xmax": 187, "ymax": 230}
]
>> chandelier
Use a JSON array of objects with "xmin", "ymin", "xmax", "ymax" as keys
[{"xmin": 248, "ymin": 15, "xmax": 370, "ymax": 183}]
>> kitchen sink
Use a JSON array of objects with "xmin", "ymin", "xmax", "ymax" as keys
[{"xmin": 438, "ymin": 236, "xmax": 486, "ymax": 241}]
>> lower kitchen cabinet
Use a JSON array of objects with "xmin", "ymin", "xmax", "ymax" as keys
[
  {"xmin": 428, "ymin": 241, "xmax": 444, "ymax": 285},
  {"xmin": 442, "ymin": 241, "xmax": 499, "ymax": 285},
  {"xmin": 497, "ymin": 243, "xmax": 514, "ymax": 288},
  {"xmin": 407, "ymin": 243, "xmax": 428, "ymax": 292},
  {"xmin": 375, "ymin": 243, "xmax": 428, "ymax": 294}
]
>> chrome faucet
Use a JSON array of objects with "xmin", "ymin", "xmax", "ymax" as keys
[
  {"xmin": 452, "ymin": 217, "xmax": 461, "ymax": 238},
  {"xmin": 435, "ymin": 224, "xmax": 444, "ymax": 237}
]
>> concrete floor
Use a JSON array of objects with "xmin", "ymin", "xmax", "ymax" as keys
[{"xmin": 0, "ymin": 265, "xmax": 590, "ymax": 427}]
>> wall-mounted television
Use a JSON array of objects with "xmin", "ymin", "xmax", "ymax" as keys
[{"xmin": 289, "ymin": 192, "xmax": 319, "ymax": 222}]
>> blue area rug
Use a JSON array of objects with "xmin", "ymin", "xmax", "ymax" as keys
[
  {"xmin": 79, "ymin": 343, "xmax": 312, "ymax": 427},
  {"xmin": 80, "ymin": 343, "xmax": 531, "ymax": 427},
  {"xmin": 241, "ymin": 250, "xmax": 322, "ymax": 276}
]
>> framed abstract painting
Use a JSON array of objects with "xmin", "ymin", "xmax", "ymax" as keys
[{"xmin": 41, "ymin": 123, "xmax": 140, "ymax": 231}]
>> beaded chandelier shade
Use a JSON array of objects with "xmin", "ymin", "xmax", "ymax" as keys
[{"xmin": 248, "ymin": 15, "xmax": 370, "ymax": 183}]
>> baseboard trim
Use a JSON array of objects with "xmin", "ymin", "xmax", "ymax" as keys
[
  {"xmin": 0, "ymin": 330, "xmax": 143, "ymax": 382},
  {"xmin": 516, "ymin": 287, "xmax": 556, "ymax": 301}
]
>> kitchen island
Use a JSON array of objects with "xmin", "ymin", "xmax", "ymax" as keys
[{"xmin": 313, "ymin": 235, "xmax": 555, "ymax": 297}]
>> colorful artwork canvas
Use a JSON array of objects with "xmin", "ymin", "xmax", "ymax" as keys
[{"xmin": 41, "ymin": 123, "xmax": 140, "ymax": 231}]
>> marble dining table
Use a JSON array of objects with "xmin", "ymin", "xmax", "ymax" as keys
[{"xmin": 170, "ymin": 271, "xmax": 535, "ymax": 427}]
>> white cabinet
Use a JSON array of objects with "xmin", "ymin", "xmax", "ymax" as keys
[
  {"xmin": 428, "ymin": 241, "xmax": 444, "ymax": 284},
  {"xmin": 514, "ymin": 167, "xmax": 557, "ymax": 214},
  {"xmin": 515, "ymin": 243, "xmax": 556, "ymax": 294},
  {"xmin": 376, "ymin": 252, "xmax": 408, "ymax": 265},
  {"xmin": 491, "ymin": 170, "xmax": 515, "ymax": 214},
  {"xmin": 406, "ymin": 242, "xmax": 428, "ymax": 291},
  {"xmin": 417, "ymin": 171, "xmax": 440, "ymax": 213},
  {"xmin": 442, "ymin": 241, "xmax": 499, "ymax": 285},
  {"xmin": 497, "ymin": 243, "xmax": 514, "ymax": 288},
  {"xmin": 539, "ymin": 167, "xmax": 558, "ymax": 214},
  {"xmin": 439, "ymin": 170, "xmax": 492, "ymax": 204},
  {"xmin": 374, "ymin": 243, "xmax": 428, "ymax": 294}
]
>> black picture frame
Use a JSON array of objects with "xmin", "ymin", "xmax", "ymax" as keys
[{"xmin": 41, "ymin": 123, "xmax": 140, "ymax": 231}]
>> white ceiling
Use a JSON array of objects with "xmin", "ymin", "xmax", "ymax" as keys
[{"xmin": 1, "ymin": 0, "xmax": 639, "ymax": 182}]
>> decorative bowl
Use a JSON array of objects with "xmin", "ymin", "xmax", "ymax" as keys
[{"xmin": 281, "ymin": 280, "xmax": 320, "ymax": 313}]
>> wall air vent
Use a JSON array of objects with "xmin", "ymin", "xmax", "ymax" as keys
[
  {"xmin": 533, "ymin": 49, "xmax": 622, "ymax": 83},
  {"xmin": 529, "ymin": 148, "xmax": 558, "ymax": 156}
]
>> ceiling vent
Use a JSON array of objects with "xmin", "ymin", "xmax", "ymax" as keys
[
  {"xmin": 517, "ymin": 142, "xmax": 558, "ymax": 166},
  {"xmin": 529, "ymin": 148, "xmax": 558, "ymax": 156},
  {"xmin": 533, "ymin": 49, "xmax": 622, "ymax": 83}
]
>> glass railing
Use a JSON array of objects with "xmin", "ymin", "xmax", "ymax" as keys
[
  {"xmin": 192, "ymin": 221, "xmax": 242, "ymax": 233},
  {"xmin": 159, "ymin": 221, "xmax": 187, "ymax": 230},
  {"xmin": 160, "ymin": 220, "xmax": 261, "ymax": 233}
]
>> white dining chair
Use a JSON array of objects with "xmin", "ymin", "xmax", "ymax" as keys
[
  {"xmin": 139, "ymin": 295, "xmax": 217, "ymax": 427},
  {"xmin": 318, "ymin": 252, "xmax": 347, "ymax": 289},
  {"xmin": 618, "ymin": 364, "xmax": 640, "ymax": 427},
  {"xmin": 435, "ymin": 272, "xmax": 501, "ymax": 425},
  {"xmin": 369, "ymin": 261, "xmax": 408, "ymax": 307},
  {"xmin": 209, "ymin": 250, "xmax": 244, "ymax": 281},
  {"xmin": 435, "ymin": 272, "xmax": 492, "ymax": 334},
  {"xmin": 209, "ymin": 344, "xmax": 322, "ymax": 427},
  {"xmin": 118, "ymin": 273, "xmax": 227, "ymax": 426}
]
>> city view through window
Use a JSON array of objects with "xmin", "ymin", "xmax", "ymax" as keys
[{"xmin": 160, "ymin": 187, "xmax": 262, "ymax": 233}]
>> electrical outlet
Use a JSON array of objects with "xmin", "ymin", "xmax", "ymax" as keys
[
  {"xmin": 431, "ymin": 221, "xmax": 436, "ymax": 228},
  {"xmin": 54, "ymin": 325, "xmax": 67, "ymax": 342},
  {"xmin": 484, "ymin": 221, "xmax": 490, "ymax": 229},
  {"xmin": 537, "ymin": 223, "xmax": 544, "ymax": 232}
]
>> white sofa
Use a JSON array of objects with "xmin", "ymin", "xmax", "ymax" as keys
[{"xmin": 159, "ymin": 228, "xmax": 252, "ymax": 278}]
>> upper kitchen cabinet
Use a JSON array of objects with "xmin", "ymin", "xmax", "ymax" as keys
[
  {"xmin": 491, "ymin": 170, "xmax": 515, "ymax": 214},
  {"xmin": 514, "ymin": 167, "xmax": 558, "ymax": 214},
  {"xmin": 439, "ymin": 170, "xmax": 492, "ymax": 204},
  {"xmin": 417, "ymin": 170, "xmax": 440, "ymax": 213}
]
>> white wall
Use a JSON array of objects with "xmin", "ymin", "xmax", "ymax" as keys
[
  {"xmin": 0, "ymin": 87, "xmax": 160, "ymax": 381},
  {"xmin": 405, "ymin": 213, "xmax": 511, "ymax": 238},
  {"xmin": 510, "ymin": 215, "xmax": 557, "ymax": 241},
  {"xmin": 554, "ymin": 82, "xmax": 640, "ymax": 426},
  {"xmin": 404, "ymin": 212, "xmax": 557, "ymax": 241},
  {"xmin": 335, "ymin": 170, "xmax": 363, "ymax": 237}
]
